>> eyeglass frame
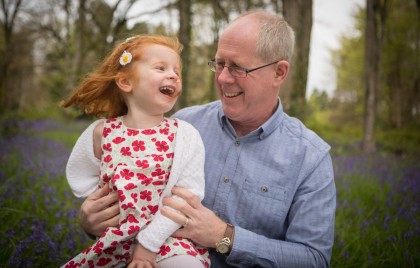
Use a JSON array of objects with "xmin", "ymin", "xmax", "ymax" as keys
[{"xmin": 208, "ymin": 59, "xmax": 280, "ymax": 78}]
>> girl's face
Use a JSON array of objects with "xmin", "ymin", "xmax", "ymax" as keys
[{"xmin": 126, "ymin": 44, "xmax": 182, "ymax": 116}]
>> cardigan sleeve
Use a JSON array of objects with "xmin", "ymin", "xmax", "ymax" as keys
[
  {"xmin": 137, "ymin": 120, "xmax": 206, "ymax": 252},
  {"xmin": 66, "ymin": 119, "xmax": 103, "ymax": 198}
]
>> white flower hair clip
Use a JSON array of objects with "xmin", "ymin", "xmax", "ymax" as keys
[{"xmin": 119, "ymin": 50, "xmax": 132, "ymax": 66}]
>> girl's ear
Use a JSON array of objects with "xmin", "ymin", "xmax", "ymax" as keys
[{"xmin": 115, "ymin": 72, "xmax": 132, "ymax": 93}]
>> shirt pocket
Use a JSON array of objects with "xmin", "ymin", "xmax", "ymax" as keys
[{"xmin": 235, "ymin": 177, "xmax": 290, "ymax": 234}]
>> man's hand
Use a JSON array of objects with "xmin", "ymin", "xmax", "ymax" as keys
[
  {"xmin": 161, "ymin": 186, "xmax": 226, "ymax": 248},
  {"xmin": 78, "ymin": 184, "xmax": 119, "ymax": 237}
]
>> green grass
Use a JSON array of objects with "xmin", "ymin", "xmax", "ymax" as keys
[{"xmin": 0, "ymin": 119, "xmax": 418, "ymax": 267}]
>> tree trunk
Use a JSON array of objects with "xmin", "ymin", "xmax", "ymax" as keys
[
  {"xmin": 177, "ymin": 0, "xmax": 192, "ymax": 109},
  {"xmin": 282, "ymin": 0, "xmax": 312, "ymax": 119},
  {"xmin": 363, "ymin": 0, "xmax": 387, "ymax": 153}
]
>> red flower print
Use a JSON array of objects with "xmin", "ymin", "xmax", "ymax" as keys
[
  {"xmin": 83, "ymin": 246, "xmax": 92, "ymax": 254},
  {"xmin": 118, "ymin": 190, "xmax": 126, "ymax": 202},
  {"xmin": 187, "ymin": 250, "xmax": 198, "ymax": 256},
  {"xmin": 137, "ymin": 174, "xmax": 152, "ymax": 186},
  {"xmin": 173, "ymin": 121, "xmax": 178, "ymax": 127},
  {"xmin": 197, "ymin": 247, "xmax": 208, "ymax": 255},
  {"xmin": 120, "ymin": 146, "xmax": 131, "ymax": 156},
  {"xmin": 103, "ymin": 127, "xmax": 111, "ymax": 138},
  {"xmin": 135, "ymin": 159, "xmax": 149, "ymax": 168},
  {"xmin": 96, "ymin": 257, "xmax": 112, "ymax": 266},
  {"xmin": 103, "ymin": 154, "xmax": 112, "ymax": 163},
  {"xmin": 121, "ymin": 202, "xmax": 135, "ymax": 210},
  {"xmin": 180, "ymin": 241, "xmax": 191, "ymax": 249},
  {"xmin": 127, "ymin": 129, "xmax": 139, "ymax": 136},
  {"xmin": 132, "ymin": 140, "xmax": 145, "ymax": 152},
  {"xmin": 168, "ymin": 133, "xmax": 175, "ymax": 142},
  {"xmin": 102, "ymin": 173, "xmax": 111, "ymax": 183},
  {"xmin": 111, "ymin": 121, "xmax": 122, "ymax": 129},
  {"xmin": 159, "ymin": 245, "xmax": 171, "ymax": 256},
  {"xmin": 102, "ymin": 143, "xmax": 112, "ymax": 152},
  {"xmin": 124, "ymin": 183, "xmax": 137, "ymax": 191},
  {"xmin": 112, "ymin": 173, "xmax": 120, "ymax": 184},
  {"xmin": 131, "ymin": 193, "xmax": 138, "ymax": 202},
  {"xmin": 152, "ymin": 168, "xmax": 165, "ymax": 177},
  {"xmin": 128, "ymin": 225, "xmax": 140, "ymax": 235},
  {"xmin": 122, "ymin": 240, "xmax": 133, "ymax": 250},
  {"xmin": 166, "ymin": 153, "xmax": 174, "ymax": 158},
  {"xmin": 160, "ymin": 127, "xmax": 169, "ymax": 135},
  {"xmin": 112, "ymin": 136, "xmax": 125, "ymax": 144},
  {"xmin": 151, "ymin": 154, "xmax": 164, "ymax": 162},
  {"xmin": 152, "ymin": 181, "xmax": 164, "ymax": 186},
  {"xmin": 93, "ymin": 241, "xmax": 104, "ymax": 253},
  {"xmin": 140, "ymin": 190, "xmax": 152, "ymax": 201},
  {"xmin": 126, "ymin": 213, "xmax": 139, "ymax": 223},
  {"xmin": 155, "ymin": 140, "xmax": 169, "ymax": 152},
  {"xmin": 65, "ymin": 260, "xmax": 79, "ymax": 268},
  {"xmin": 111, "ymin": 229, "xmax": 124, "ymax": 236},
  {"xmin": 120, "ymin": 169, "xmax": 134, "ymax": 180},
  {"xmin": 104, "ymin": 246, "xmax": 117, "ymax": 255},
  {"xmin": 147, "ymin": 205, "xmax": 158, "ymax": 215},
  {"xmin": 142, "ymin": 129, "xmax": 157, "ymax": 135}
]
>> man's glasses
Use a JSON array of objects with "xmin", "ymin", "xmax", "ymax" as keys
[{"xmin": 208, "ymin": 59, "xmax": 279, "ymax": 78}]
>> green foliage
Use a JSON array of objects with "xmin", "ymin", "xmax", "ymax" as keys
[
  {"xmin": 0, "ymin": 120, "xmax": 92, "ymax": 266},
  {"xmin": 332, "ymin": 155, "xmax": 419, "ymax": 267},
  {"xmin": 1, "ymin": 119, "xmax": 419, "ymax": 267},
  {"xmin": 376, "ymin": 126, "xmax": 420, "ymax": 156}
]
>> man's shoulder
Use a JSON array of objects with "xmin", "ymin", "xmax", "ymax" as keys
[
  {"xmin": 281, "ymin": 115, "xmax": 330, "ymax": 154},
  {"xmin": 174, "ymin": 100, "xmax": 221, "ymax": 121}
]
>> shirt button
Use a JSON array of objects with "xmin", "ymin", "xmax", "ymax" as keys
[
  {"xmin": 261, "ymin": 186, "xmax": 268, "ymax": 192},
  {"xmin": 260, "ymin": 133, "xmax": 265, "ymax": 139},
  {"xmin": 234, "ymin": 140, "xmax": 240, "ymax": 146},
  {"xmin": 223, "ymin": 177, "xmax": 230, "ymax": 183}
]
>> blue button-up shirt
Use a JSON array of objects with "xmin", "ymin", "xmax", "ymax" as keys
[{"xmin": 174, "ymin": 100, "xmax": 336, "ymax": 268}]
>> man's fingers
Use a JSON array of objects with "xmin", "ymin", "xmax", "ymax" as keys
[
  {"xmin": 171, "ymin": 187, "xmax": 202, "ymax": 209},
  {"xmin": 88, "ymin": 184, "xmax": 110, "ymax": 200},
  {"xmin": 99, "ymin": 206, "xmax": 120, "ymax": 225}
]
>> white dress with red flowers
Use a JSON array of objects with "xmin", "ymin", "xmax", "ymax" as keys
[{"xmin": 63, "ymin": 117, "xmax": 209, "ymax": 268}]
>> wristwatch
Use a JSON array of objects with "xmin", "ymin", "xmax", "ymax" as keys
[{"xmin": 216, "ymin": 223, "xmax": 234, "ymax": 254}]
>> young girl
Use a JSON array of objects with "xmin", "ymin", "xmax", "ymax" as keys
[{"xmin": 61, "ymin": 35, "xmax": 209, "ymax": 268}]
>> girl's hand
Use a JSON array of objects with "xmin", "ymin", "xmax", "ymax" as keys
[{"xmin": 127, "ymin": 243, "xmax": 159, "ymax": 268}]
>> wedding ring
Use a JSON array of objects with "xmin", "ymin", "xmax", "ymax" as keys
[{"xmin": 183, "ymin": 217, "xmax": 190, "ymax": 228}]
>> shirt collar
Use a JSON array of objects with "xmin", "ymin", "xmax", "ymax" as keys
[{"xmin": 217, "ymin": 97, "xmax": 285, "ymax": 140}]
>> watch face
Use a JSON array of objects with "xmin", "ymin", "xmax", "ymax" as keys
[{"xmin": 217, "ymin": 243, "xmax": 229, "ymax": 254}]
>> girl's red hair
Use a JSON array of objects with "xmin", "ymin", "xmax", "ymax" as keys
[{"xmin": 61, "ymin": 35, "xmax": 183, "ymax": 118}]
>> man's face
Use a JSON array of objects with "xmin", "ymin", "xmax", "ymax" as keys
[{"xmin": 214, "ymin": 16, "xmax": 280, "ymax": 130}]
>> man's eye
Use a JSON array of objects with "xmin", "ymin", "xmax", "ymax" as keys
[{"xmin": 215, "ymin": 63, "xmax": 224, "ymax": 69}]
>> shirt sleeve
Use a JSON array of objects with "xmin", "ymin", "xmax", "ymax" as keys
[
  {"xmin": 137, "ymin": 121, "xmax": 206, "ymax": 252},
  {"xmin": 66, "ymin": 119, "xmax": 103, "ymax": 198},
  {"xmin": 227, "ymin": 153, "xmax": 336, "ymax": 268}
]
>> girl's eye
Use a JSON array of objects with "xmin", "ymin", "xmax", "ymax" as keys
[{"xmin": 156, "ymin": 65, "xmax": 165, "ymax": 71}]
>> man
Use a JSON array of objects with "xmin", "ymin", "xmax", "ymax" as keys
[{"xmin": 75, "ymin": 11, "xmax": 336, "ymax": 267}]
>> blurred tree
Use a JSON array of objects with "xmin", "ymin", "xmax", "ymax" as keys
[
  {"xmin": 382, "ymin": 0, "xmax": 420, "ymax": 129},
  {"xmin": 282, "ymin": 0, "xmax": 312, "ymax": 120},
  {"xmin": 177, "ymin": 0, "xmax": 192, "ymax": 108},
  {"xmin": 0, "ymin": 0, "xmax": 25, "ymax": 114}
]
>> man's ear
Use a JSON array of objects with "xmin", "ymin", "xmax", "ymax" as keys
[
  {"xmin": 115, "ymin": 73, "xmax": 132, "ymax": 93},
  {"xmin": 273, "ymin": 60, "xmax": 289, "ymax": 87}
]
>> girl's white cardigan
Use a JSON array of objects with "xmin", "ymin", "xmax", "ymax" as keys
[{"xmin": 66, "ymin": 119, "xmax": 205, "ymax": 253}]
